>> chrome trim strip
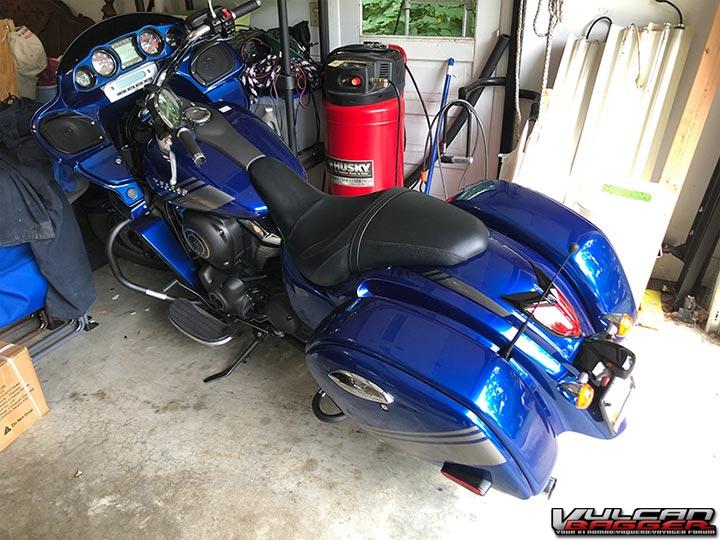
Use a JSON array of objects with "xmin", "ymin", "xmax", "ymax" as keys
[
  {"xmin": 370, "ymin": 431, "xmax": 489, "ymax": 445},
  {"xmin": 387, "ymin": 436, "xmax": 507, "ymax": 466},
  {"xmin": 167, "ymin": 318, "xmax": 235, "ymax": 347},
  {"xmin": 329, "ymin": 370, "xmax": 394, "ymax": 404},
  {"xmin": 361, "ymin": 425, "xmax": 479, "ymax": 437},
  {"xmin": 245, "ymin": 154, "xmax": 266, "ymax": 169},
  {"xmin": 422, "ymin": 271, "xmax": 511, "ymax": 318}
]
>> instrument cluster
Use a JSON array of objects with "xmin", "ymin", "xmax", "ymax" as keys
[{"xmin": 73, "ymin": 26, "xmax": 182, "ymax": 92}]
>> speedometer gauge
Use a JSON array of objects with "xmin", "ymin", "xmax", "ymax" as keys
[
  {"xmin": 139, "ymin": 30, "xmax": 163, "ymax": 56},
  {"xmin": 91, "ymin": 50, "xmax": 116, "ymax": 77}
]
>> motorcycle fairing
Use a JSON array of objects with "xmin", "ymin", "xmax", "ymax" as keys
[
  {"xmin": 170, "ymin": 42, "xmax": 251, "ymax": 109},
  {"xmin": 34, "ymin": 11, "xmax": 305, "ymax": 287},
  {"xmin": 129, "ymin": 215, "xmax": 200, "ymax": 288}
]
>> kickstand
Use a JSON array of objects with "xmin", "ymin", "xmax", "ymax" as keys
[{"xmin": 203, "ymin": 331, "xmax": 267, "ymax": 383}]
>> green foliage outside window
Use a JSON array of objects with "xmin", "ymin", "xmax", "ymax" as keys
[{"xmin": 362, "ymin": 0, "xmax": 475, "ymax": 37}]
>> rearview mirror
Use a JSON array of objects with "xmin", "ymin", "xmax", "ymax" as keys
[{"xmin": 154, "ymin": 88, "xmax": 183, "ymax": 129}]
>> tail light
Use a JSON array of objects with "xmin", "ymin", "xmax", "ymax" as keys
[
  {"xmin": 440, "ymin": 463, "xmax": 492, "ymax": 496},
  {"xmin": 521, "ymin": 287, "xmax": 582, "ymax": 338}
]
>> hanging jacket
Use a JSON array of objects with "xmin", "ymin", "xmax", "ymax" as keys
[{"xmin": 0, "ymin": 96, "xmax": 95, "ymax": 319}]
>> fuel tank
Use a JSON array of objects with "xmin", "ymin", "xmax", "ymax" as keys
[{"xmin": 143, "ymin": 102, "xmax": 305, "ymax": 219}]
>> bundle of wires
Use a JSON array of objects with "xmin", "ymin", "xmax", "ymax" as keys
[
  {"xmin": 240, "ymin": 54, "xmax": 320, "ymax": 105},
  {"xmin": 235, "ymin": 30, "xmax": 321, "ymax": 105}
]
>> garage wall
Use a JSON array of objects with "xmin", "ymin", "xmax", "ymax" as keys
[
  {"xmin": 517, "ymin": 0, "xmax": 720, "ymax": 283},
  {"xmin": 61, "ymin": 0, "xmax": 317, "ymax": 38}
]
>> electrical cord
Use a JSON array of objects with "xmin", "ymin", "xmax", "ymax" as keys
[
  {"xmin": 416, "ymin": 99, "xmax": 488, "ymax": 195},
  {"xmin": 655, "ymin": 0, "xmax": 684, "ymax": 26},
  {"xmin": 585, "ymin": 16, "xmax": 613, "ymax": 41},
  {"xmin": 456, "ymin": 113, "xmax": 482, "ymax": 192},
  {"xmin": 392, "ymin": 0, "xmax": 404, "ymax": 34},
  {"xmin": 405, "ymin": 63, "xmax": 432, "ymax": 131},
  {"xmin": 388, "ymin": 80, "xmax": 402, "ymax": 187},
  {"xmin": 309, "ymin": 91, "xmax": 321, "ymax": 145}
]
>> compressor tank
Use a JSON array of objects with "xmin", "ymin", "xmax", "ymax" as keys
[{"xmin": 323, "ymin": 43, "xmax": 406, "ymax": 195}]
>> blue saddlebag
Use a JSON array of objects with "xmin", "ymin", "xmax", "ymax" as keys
[{"xmin": 307, "ymin": 294, "xmax": 558, "ymax": 499}]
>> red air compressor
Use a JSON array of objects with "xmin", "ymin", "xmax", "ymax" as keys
[{"xmin": 323, "ymin": 43, "xmax": 406, "ymax": 196}]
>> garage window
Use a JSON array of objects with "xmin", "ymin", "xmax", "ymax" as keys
[{"xmin": 362, "ymin": 0, "xmax": 476, "ymax": 38}]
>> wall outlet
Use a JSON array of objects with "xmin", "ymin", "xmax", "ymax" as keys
[{"xmin": 309, "ymin": 1, "xmax": 319, "ymax": 26}]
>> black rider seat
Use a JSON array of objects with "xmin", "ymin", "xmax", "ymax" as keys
[{"xmin": 247, "ymin": 157, "xmax": 489, "ymax": 287}]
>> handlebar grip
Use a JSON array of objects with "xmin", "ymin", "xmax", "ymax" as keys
[
  {"xmin": 177, "ymin": 128, "xmax": 206, "ymax": 167},
  {"xmin": 231, "ymin": 0, "xmax": 261, "ymax": 19}
]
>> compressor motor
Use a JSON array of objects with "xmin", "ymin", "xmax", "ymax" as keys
[{"xmin": 323, "ymin": 42, "xmax": 406, "ymax": 195}]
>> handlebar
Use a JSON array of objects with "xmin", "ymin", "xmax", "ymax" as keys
[
  {"xmin": 149, "ymin": 0, "xmax": 262, "ymax": 162},
  {"xmin": 231, "ymin": 0, "xmax": 262, "ymax": 19},
  {"xmin": 177, "ymin": 127, "xmax": 206, "ymax": 166},
  {"xmin": 187, "ymin": 0, "xmax": 262, "ymax": 41}
]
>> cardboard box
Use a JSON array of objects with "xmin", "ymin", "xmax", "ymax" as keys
[{"xmin": 0, "ymin": 341, "xmax": 48, "ymax": 453}]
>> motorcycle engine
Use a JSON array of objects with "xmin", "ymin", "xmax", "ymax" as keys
[
  {"xmin": 181, "ymin": 211, "xmax": 280, "ymax": 317},
  {"xmin": 181, "ymin": 211, "xmax": 280, "ymax": 270},
  {"xmin": 182, "ymin": 212, "xmax": 244, "ymax": 269}
]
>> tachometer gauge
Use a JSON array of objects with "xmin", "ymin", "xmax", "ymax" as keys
[
  {"xmin": 75, "ymin": 67, "xmax": 95, "ymax": 89},
  {"xmin": 139, "ymin": 30, "xmax": 163, "ymax": 56},
  {"xmin": 91, "ymin": 50, "xmax": 116, "ymax": 77}
]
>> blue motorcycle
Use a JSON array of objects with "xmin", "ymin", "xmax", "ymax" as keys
[{"xmin": 27, "ymin": 0, "xmax": 638, "ymax": 499}]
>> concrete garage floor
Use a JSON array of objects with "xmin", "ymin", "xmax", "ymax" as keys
[{"xmin": 1, "ymin": 264, "xmax": 719, "ymax": 539}]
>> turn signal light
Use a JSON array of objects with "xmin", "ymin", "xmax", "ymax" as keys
[
  {"xmin": 575, "ymin": 383, "xmax": 594, "ymax": 410},
  {"xmin": 558, "ymin": 379, "xmax": 595, "ymax": 409},
  {"xmin": 606, "ymin": 313, "xmax": 634, "ymax": 337},
  {"xmin": 618, "ymin": 314, "xmax": 634, "ymax": 337}
]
